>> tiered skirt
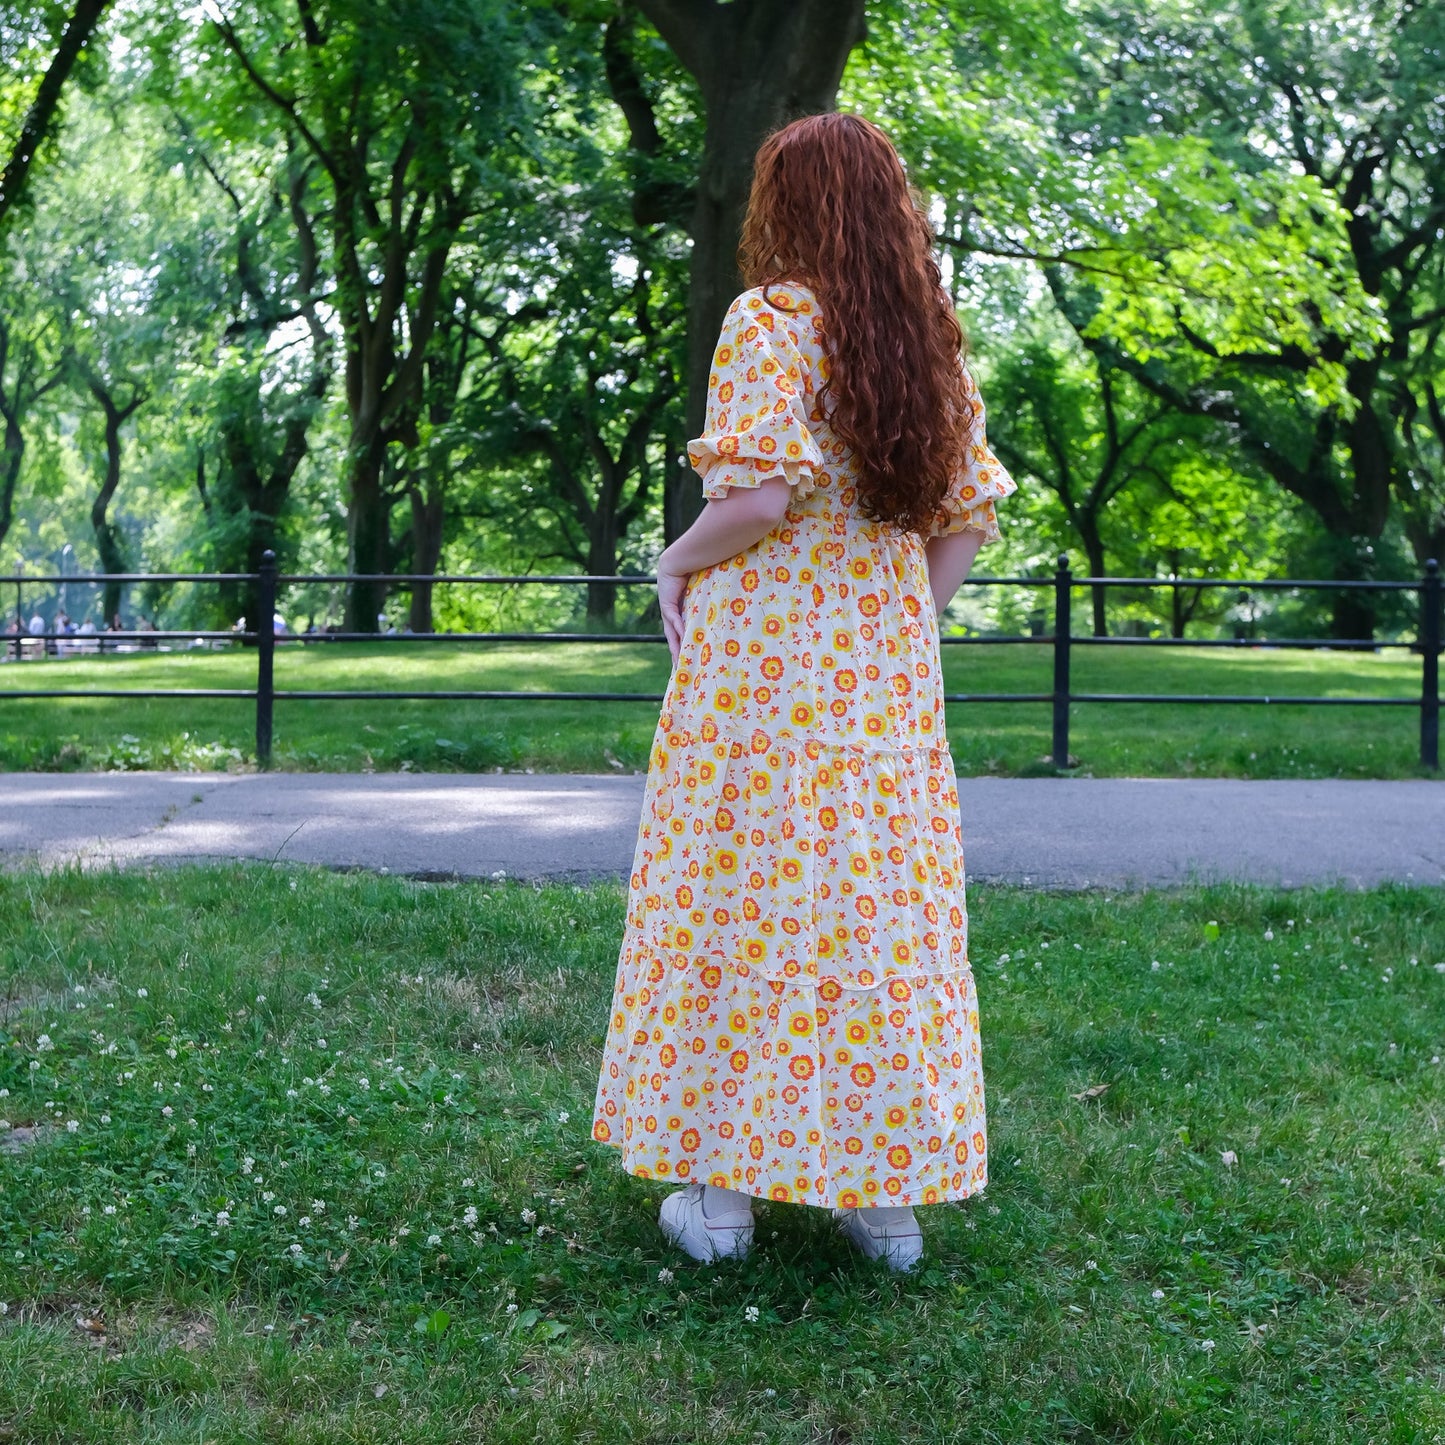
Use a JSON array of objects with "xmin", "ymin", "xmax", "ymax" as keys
[{"xmin": 591, "ymin": 726, "xmax": 988, "ymax": 1209}]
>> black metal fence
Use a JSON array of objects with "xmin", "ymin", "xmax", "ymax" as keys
[{"xmin": 4, "ymin": 552, "xmax": 1441, "ymax": 770}]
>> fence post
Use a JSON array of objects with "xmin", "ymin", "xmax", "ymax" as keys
[
  {"xmin": 1052, "ymin": 553, "xmax": 1072, "ymax": 769},
  {"xmin": 1422, "ymin": 558, "xmax": 1441, "ymax": 771},
  {"xmin": 256, "ymin": 550, "xmax": 276, "ymax": 767}
]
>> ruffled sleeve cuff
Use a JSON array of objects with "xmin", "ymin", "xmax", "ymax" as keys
[
  {"xmin": 930, "ymin": 454, "xmax": 1018, "ymax": 544},
  {"xmin": 930, "ymin": 364, "xmax": 1018, "ymax": 544},
  {"xmin": 688, "ymin": 290, "xmax": 826, "ymax": 504},
  {"xmin": 689, "ymin": 429, "xmax": 825, "ymax": 503}
]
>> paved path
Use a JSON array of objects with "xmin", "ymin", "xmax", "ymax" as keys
[{"xmin": 0, "ymin": 772, "xmax": 1440, "ymax": 889}]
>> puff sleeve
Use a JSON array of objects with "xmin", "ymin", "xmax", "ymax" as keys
[
  {"xmin": 687, "ymin": 292, "xmax": 825, "ymax": 502},
  {"xmin": 929, "ymin": 362, "xmax": 1018, "ymax": 544}
]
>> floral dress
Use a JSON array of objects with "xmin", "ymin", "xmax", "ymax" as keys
[{"xmin": 591, "ymin": 284, "xmax": 1017, "ymax": 1208}]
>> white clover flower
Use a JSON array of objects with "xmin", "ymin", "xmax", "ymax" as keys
[
  {"xmin": 166, "ymin": 1048, "xmax": 177, "ymax": 1059},
  {"xmin": 242, "ymin": 1156, "xmax": 255, "ymax": 1174},
  {"xmin": 136, "ymin": 989, "xmax": 148, "ymax": 999},
  {"xmin": 311, "ymin": 1199, "xmax": 325, "ymax": 1213},
  {"xmin": 306, "ymin": 993, "xmax": 322, "ymax": 1009},
  {"xmin": 286, "ymin": 1089, "xmax": 298, "ymax": 1099},
  {"xmin": 161, "ymin": 1106, "xmax": 173, "ymax": 1118},
  {"xmin": 274, "ymin": 1205, "xmax": 287, "ymax": 1217},
  {"xmin": 215, "ymin": 1210, "xmax": 231, "ymax": 1226},
  {"xmin": 66, "ymin": 1120, "xmax": 79, "ymax": 1133},
  {"xmin": 744, "ymin": 1305, "xmax": 760, "ymax": 1323},
  {"xmin": 103, "ymin": 1204, "xmax": 116, "ymax": 1215},
  {"xmin": 0, "ymin": 1303, "xmax": 7, "ymax": 1315},
  {"xmin": 299, "ymin": 1216, "xmax": 311, "ymax": 1228},
  {"xmin": 505, "ymin": 1303, "xmax": 518, "ymax": 1314},
  {"xmin": 1151, "ymin": 961, "xmax": 1160, "ymax": 972},
  {"xmin": 462, "ymin": 1178, "xmax": 475, "ymax": 1188},
  {"xmin": 317, "ymin": 1038, "xmax": 327, "ymax": 1048},
  {"xmin": 186, "ymin": 1143, "xmax": 196, "ymax": 1156},
  {"xmin": 1264, "ymin": 930, "xmax": 1274, "ymax": 941},
  {"xmin": 463, "ymin": 1206, "xmax": 478, "ymax": 1227},
  {"xmin": 1199, "ymin": 1339, "xmax": 1216, "ymax": 1352},
  {"xmin": 1151, "ymin": 1289, "xmax": 1164, "ymax": 1300},
  {"xmin": 557, "ymin": 1110, "xmax": 570, "ymax": 1123},
  {"xmin": 261, "ymin": 1191, "xmax": 276, "ymax": 1203},
  {"xmin": 28, "ymin": 1061, "xmax": 39, "ymax": 1072},
  {"xmin": 1085, "ymin": 1259, "xmax": 1098, "ymax": 1271},
  {"xmin": 426, "ymin": 1234, "xmax": 442, "ymax": 1247},
  {"xmin": 288, "ymin": 1243, "xmax": 303, "ymax": 1256},
  {"xmin": 36, "ymin": 1035, "xmax": 54, "ymax": 1052},
  {"xmin": 255, "ymin": 994, "xmax": 266, "ymax": 1004},
  {"xmin": 99, "ymin": 1113, "xmax": 110, "ymax": 1124},
  {"xmin": 657, "ymin": 1267, "xmax": 674, "ymax": 1284},
  {"xmin": 1220, "ymin": 1150, "xmax": 1238, "ymax": 1167},
  {"xmin": 358, "ymin": 1078, "xmax": 370, "ymax": 1090},
  {"xmin": 521, "ymin": 1208, "xmax": 537, "ymax": 1225}
]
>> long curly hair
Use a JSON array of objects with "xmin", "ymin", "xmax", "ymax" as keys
[{"xmin": 737, "ymin": 113, "xmax": 971, "ymax": 535}]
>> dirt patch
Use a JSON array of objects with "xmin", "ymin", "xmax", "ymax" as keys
[{"xmin": 0, "ymin": 1124, "xmax": 51, "ymax": 1154}]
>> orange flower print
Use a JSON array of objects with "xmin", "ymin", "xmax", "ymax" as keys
[{"xmin": 593, "ymin": 283, "xmax": 1011, "ymax": 1208}]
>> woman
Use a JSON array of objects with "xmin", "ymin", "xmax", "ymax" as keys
[{"xmin": 591, "ymin": 113, "xmax": 1017, "ymax": 1272}]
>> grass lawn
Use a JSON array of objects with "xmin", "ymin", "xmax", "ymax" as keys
[
  {"xmin": 0, "ymin": 641, "xmax": 1437, "ymax": 779},
  {"xmin": 0, "ymin": 867, "xmax": 1442, "ymax": 1441}
]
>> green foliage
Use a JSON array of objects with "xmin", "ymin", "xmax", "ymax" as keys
[{"xmin": 0, "ymin": 866, "xmax": 1441, "ymax": 1438}]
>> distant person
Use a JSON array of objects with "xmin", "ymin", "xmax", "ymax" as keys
[
  {"xmin": 4, "ymin": 616, "xmax": 18, "ymax": 662},
  {"xmin": 591, "ymin": 114, "xmax": 1017, "ymax": 1273}
]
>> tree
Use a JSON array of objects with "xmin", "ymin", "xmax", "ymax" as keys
[
  {"xmin": 1032, "ymin": 0, "xmax": 1443, "ymax": 638},
  {"xmin": 0, "ymin": 0, "xmax": 111, "ymax": 232},
  {"xmin": 988, "ymin": 327, "xmax": 1186, "ymax": 635},
  {"xmin": 0, "ymin": 285, "xmax": 64, "ymax": 555},
  {"xmin": 632, "ymin": 0, "xmax": 866, "ymax": 536},
  {"xmin": 207, "ymin": 0, "xmax": 529, "ymax": 630}
]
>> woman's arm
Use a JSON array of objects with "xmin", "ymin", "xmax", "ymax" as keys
[
  {"xmin": 657, "ymin": 476, "xmax": 794, "ymax": 661},
  {"xmin": 924, "ymin": 526, "xmax": 987, "ymax": 615}
]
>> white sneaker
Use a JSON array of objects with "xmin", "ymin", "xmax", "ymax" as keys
[
  {"xmin": 833, "ymin": 1206, "xmax": 924, "ymax": 1272},
  {"xmin": 659, "ymin": 1182, "xmax": 755, "ymax": 1263}
]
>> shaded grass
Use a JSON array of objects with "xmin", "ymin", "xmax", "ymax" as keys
[
  {"xmin": 0, "ymin": 640, "xmax": 1437, "ymax": 779},
  {"xmin": 0, "ymin": 866, "xmax": 1442, "ymax": 1441}
]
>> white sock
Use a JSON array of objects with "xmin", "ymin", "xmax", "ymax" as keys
[{"xmin": 701, "ymin": 1183, "xmax": 752, "ymax": 1220}]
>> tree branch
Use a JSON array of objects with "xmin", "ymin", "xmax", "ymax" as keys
[{"xmin": 0, "ymin": 0, "xmax": 112, "ymax": 231}]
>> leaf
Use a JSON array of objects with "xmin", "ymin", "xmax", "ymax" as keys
[
  {"xmin": 414, "ymin": 1308, "xmax": 450, "ymax": 1337},
  {"xmin": 1072, "ymin": 1082, "xmax": 1111, "ymax": 1101}
]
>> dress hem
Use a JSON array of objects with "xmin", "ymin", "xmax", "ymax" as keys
[{"xmin": 590, "ymin": 1133, "xmax": 989, "ymax": 1211}]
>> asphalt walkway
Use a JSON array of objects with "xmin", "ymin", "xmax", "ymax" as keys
[{"xmin": 0, "ymin": 772, "xmax": 1440, "ymax": 889}]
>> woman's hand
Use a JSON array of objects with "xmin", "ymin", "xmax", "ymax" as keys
[
  {"xmin": 655, "ymin": 478, "xmax": 794, "ymax": 664},
  {"xmin": 657, "ymin": 552, "xmax": 691, "ymax": 664}
]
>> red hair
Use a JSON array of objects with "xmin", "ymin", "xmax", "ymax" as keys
[{"xmin": 737, "ymin": 113, "xmax": 971, "ymax": 535}]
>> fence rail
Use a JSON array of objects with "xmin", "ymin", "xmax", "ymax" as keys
[{"xmin": 4, "ymin": 552, "xmax": 1441, "ymax": 770}]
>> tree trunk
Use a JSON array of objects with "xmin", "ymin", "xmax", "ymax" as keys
[
  {"xmin": 1078, "ymin": 518, "xmax": 1108, "ymax": 636},
  {"xmin": 0, "ymin": 404, "xmax": 22, "ymax": 556},
  {"xmin": 641, "ymin": 0, "xmax": 866, "ymax": 540},
  {"xmin": 407, "ymin": 478, "xmax": 445, "ymax": 634},
  {"xmin": 586, "ymin": 519, "xmax": 621, "ymax": 629},
  {"xmin": 91, "ymin": 410, "xmax": 126, "ymax": 624},
  {"xmin": 81, "ymin": 374, "xmax": 143, "ymax": 623},
  {"xmin": 344, "ymin": 430, "xmax": 392, "ymax": 632}
]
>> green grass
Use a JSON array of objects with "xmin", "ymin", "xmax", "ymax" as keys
[
  {"xmin": 0, "ymin": 867, "xmax": 1442, "ymax": 1442},
  {"xmin": 0, "ymin": 640, "xmax": 1438, "ymax": 778}
]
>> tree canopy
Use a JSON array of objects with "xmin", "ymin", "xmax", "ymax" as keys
[{"xmin": 0, "ymin": 0, "xmax": 1438, "ymax": 639}]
